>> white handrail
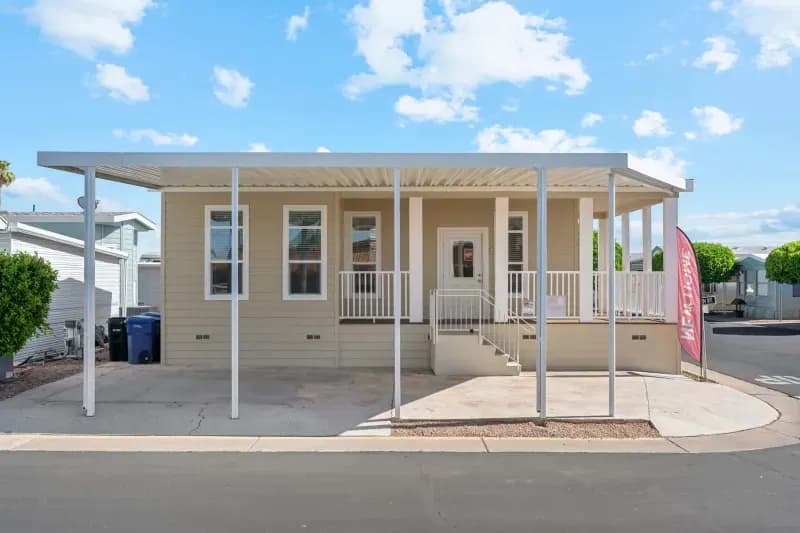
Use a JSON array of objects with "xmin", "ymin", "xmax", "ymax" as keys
[
  {"xmin": 339, "ymin": 271, "xmax": 409, "ymax": 319},
  {"xmin": 430, "ymin": 288, "xmax": 532, "ymax": 364}
]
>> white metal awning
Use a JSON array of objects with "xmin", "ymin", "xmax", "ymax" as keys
[{"xmin": 37, "ymin": 152, "xmax": 688, "ymax": 194}]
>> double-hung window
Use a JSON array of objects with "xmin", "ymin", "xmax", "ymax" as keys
[
  {"xmin": 283, "ymin": 206, "xmax": 327, "ymax": 300},
  {"xmin": 204, "ymin": 205, "xmax": 248, "ymax": 300},
  {"xmin": 508, "ymin": 212, "xmax": 528, "ymax": 294},
  {"xmin": 757, "ymin": 269, "xmax": 769, "ymax": 296},
  {"xmin": 344, "ymin": 212, "xmax": 381, "ymax": 295}
]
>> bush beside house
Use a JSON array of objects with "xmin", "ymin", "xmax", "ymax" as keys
[
  {"xmin": 693, "ymin": 242, "xmax": 736, "ymax": 284},
  {"xmin": 0, "ymin": 251, "xmax": 59, "ymax": 380},
  {"xmin": 765, "ymin": 241, "xmax": 800, "ymax": 285}
]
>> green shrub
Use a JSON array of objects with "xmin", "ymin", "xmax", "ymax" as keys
[
  {"xmin": 592, "ymin": 230, "xmax": 623, "ymax": 271},
  {"xmin": 0, "ymin": 251, "xmax": 59, "ymax": 358},
  {"xmin": 765, "ymin": 241, "xmax": 800, "ymax": 284},
  {"xmin": 693, "ymin": 242, "xmax": 736, "ymax": 284}
]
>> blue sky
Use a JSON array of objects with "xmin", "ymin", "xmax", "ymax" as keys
[{"xmin": 1, "ymin": 0, "xmax": 799, "ymax": 255}]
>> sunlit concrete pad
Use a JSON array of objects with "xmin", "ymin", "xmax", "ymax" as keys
[
  {"xmin": 0, "ymin": 364, "xmax": 779, "ymax": 438},
  {"xmin": 12, "ymin": 435, "xmax": 259, "ymax": 453}
]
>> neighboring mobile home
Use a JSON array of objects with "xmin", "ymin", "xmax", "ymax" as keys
[
  {"xmin": 0, "ymin": 213, "xmax": 127, "ymax": 363},
  {"xmin": 735, "ymin": 253, "xmax": 800, "ymax": 319},
  {"xmin": 10, "ymin": 211, "xmax": 156, "ymax": 311},
  {"xmin": 38, "ymin": 151, "xmax": 690, "ymax": 417}
]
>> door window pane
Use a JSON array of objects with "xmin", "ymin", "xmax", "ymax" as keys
[
  {"xmin": 351, "ymin": 216, "xmax": 377, "ymax": 264},
  {"xmin": 452, "ymin": 241, "xmax": 474, "ymax": 278}
]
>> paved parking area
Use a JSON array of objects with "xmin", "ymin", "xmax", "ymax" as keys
[
  {"xmin": 0, "ymin": 363, "xmax": 777, "ymax": 438},
  {"xmin": 690, "ymin": 320, "xmax": 800, "ymax": 397}
]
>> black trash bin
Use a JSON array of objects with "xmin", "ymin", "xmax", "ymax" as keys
[
  {"xmin": 127, "ymin": 315, "xmax": 159, "ymax": 364},
  {"xmin": 108, "ymin": 317, "xmax": 128, "ymax": 362}
]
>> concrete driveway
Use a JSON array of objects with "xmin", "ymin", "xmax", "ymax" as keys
[{"xmin": 0, "ymin": 363, "xmax": 777, "ymax": 437}]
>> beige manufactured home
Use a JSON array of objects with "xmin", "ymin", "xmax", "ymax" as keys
[{"xmin": 38, "ymin": 152, "xmax": 689, "ymax": 418}]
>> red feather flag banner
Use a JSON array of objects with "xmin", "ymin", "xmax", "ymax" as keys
[{"xmin": 676, "ymin": 227, "xmax": 703, "ymax": 362}]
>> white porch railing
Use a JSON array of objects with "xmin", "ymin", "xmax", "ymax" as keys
[
  {"xmin": 339, "ymin": 271, "xmax": 409, "ymax": 319},
  {"xmin": 509, "ymin": 271, "xmax": 666, "ymax": 320},
  {"xmin": 429, "ymin": 288, "xmax": 532, "ymax": 364}
]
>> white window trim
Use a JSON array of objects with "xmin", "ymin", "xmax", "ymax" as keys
[
  {"xmin": 204, "ymin": 204, "xmax": 249, "ymax": 301},
  {"xmin": 343, "ymin": 211, "xmax": 382, "ymax": 271},
  {"xmin": 283, "ymin": 205, "xmax": 328, "ymax": 301}
]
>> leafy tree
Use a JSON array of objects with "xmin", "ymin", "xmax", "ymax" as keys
[
  {"xmin": 765, "ymin": 241, "xmax": 800, "ymax": 284},
  {"xmin": 592, "ymin": 230, "xmax": 623, "ymax": 271},
  {"xmin": 0, "ymin": 160, "xmax": 15, "ymax": 209},
  {"xmin": 693, "ymin": 242, "xmax": 736, "ymax": 284},
  {"xmin": 0, "ymin": 252, "xmax": 59, "ymax": 359},
  {"xmin": 652, "ymin": 248, "xmax": 663, "ymax": 271}
]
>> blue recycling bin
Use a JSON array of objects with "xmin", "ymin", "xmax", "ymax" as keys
[{"xmin": 127, "ymin": 315, "xmax": 160, "ymax": 364}]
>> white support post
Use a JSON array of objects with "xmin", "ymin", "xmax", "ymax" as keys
[
  {"xmin": 392, "ymin": 168, "xmax": 402, "ymax": 418},
  {"xmin": 494, "ymin": 197, "xmax": 509, "ymax": 323},
  {"xmin": 409, "ymin": 197, "xmax": 423, "ymax": 323},
  {"xmin": 535, "ymin": 167, "xmax": 547, "ymax": 418},
  {"xmin": 607, "ymin": 172, "xmax": 617, "ymax": 417},
  {"xmin": 621, "ymin": 212, "xmax": 630, "ymax": 272},
  {"xmin": 598, "ymin": 218, "xmax": 608, "ymax": 272},
  {"xmin": 642, "ymin": 207, "xmax": 652, "ymax": 272},
  {"xmin": 231, "ymin": 168, "xmax": 239, "ymax": 420},
  {"xmin": 82, "ymin": 167, "xmax": 96, "ymax": 417},
  {"xmin": 663, "ymin": 198, "xmax": 679, "ymax": 323},
  {"xmin": 578, "ymin": 198, "xmax": 594, "ymax": 323}
]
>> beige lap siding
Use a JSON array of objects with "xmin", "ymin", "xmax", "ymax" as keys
[{"xmin": 163, "ymin": 191, "xmax": 340, "ymax": 367}]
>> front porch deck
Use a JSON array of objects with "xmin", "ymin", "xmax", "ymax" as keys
[{"xmin": 0, "ymin": 364, "xmax": 776, "ymax": 438}]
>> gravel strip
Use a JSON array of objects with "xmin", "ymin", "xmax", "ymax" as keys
[
  {"xmin": 392, "ymin": 418, "xmax": 660, "ymax": 438},
  {"xmin": 1, "ymin": 350, "xmax": 108, "ymax": 401}
]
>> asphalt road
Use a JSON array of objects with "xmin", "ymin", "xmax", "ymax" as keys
[
  {"xmin": 697, "ymin": 320, "xmax": 800, "ymax": 397},
  {"xmin": 1, "ymin": 450, "xmax": 800, "ymax": 532}
]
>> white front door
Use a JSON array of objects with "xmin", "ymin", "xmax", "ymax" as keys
[{"xmin": 438, "ymin": 228, "xmax": 488, "ymax": 292}]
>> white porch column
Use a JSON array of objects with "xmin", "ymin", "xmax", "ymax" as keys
[
  {"xmin": 607, "ymin": 172, "xmax": 617, "ymax": 417},
  {"xmin": 578, "ymin": 198, "xmax": 594, "ymax": 322},
  {"xmin": 642, "ymin": 206, "xmax": 652, "ymax": 272},
  {"xmin": 598, "ymin": 218, "xmax": 608, "ymax": 271},
  {"xmin": 621, "ymin": 212, "xmax": 630, "ymax": 271},
  {"xmin": 494, "ymin": 197, "xmax": 509, "ymax": 322},
  {"xmin": 231, "ymin": 167, "xmax": 239, "ymax": 419},
  {"xmin": 82, "ymin": 167, "xmax": 96, "ymax": 417},
  {"xmin": 409, "ymin": 197, "xmax": 423, "ymax": 323},
  {"xmin": 663, "ymin": 198, "xmax": 679, "ymax": 323},
  {"xmin": 392, "ymin": 168, "xmax": 402, "ymax": 418},
  {"xmin": 535, "ymin": 168, "xmax": 548, "ymax": 418}
]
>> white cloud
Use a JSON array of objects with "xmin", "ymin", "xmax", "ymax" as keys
[
  {"xmin": 94, "ymin": 63, "xmax": 149, "ymax": 103},
  {"xmin": 726, "ymin": 0, "xmax": 800, "ymax": 68},
  {"xmin": 286, "ymin": 6, "xmax": 310, "ymax": 41},
  {"xmin": 580, "ymin": 112, "xmax": 603, "ymax": 128},
  {"xmin": 346, "ymin": 0, "xmax": 589, "ymax": 118},
  {"xmin": 693, "ymin": 36, "xmax": 739, "ymax": 72},
  {"xmin": 113, "ymin": 128, "xmax": 198, "ymax": 146},
  {"xmin": 394, "ymin": 94, "xmax": 478, "ymax": 123},
  {"xmin": 212, "ymin": 66, "xmax": 254, "ymax": 108},
  {"xmin": 684, "ymin": 131, "xmax": 698, "ymax": 140},
  {"xmin": 692, "ymin": 105, "xmax": 743, "ymax": 136},
  {"xmin": 629, "ymin": 147, "xmax": 688, "ymax": 182},
  {"xmin": 633, "ymin": 110, "xmax": 672, "ymax": 137},
  {"xmin": 26, "ymin": 0, "xmax": 154, "ymax": 58},
  {"xmin": 475, "ymin": 125, "xmax": 599, "ymax": 153},
  {"xmin": 246, "ymin": 143, "xmax": 270, "ymax": 152},
  {"xmin": 501, "ymin": 99, "xmax": 519, "ymax": 112},
  {"xmin": 625, "ymin": 45, "xmax": 673, "ymax": 67},
  {"xmin": 4, "ymin": 177, "xmax": 69, "ymax": 204},
  {"xmin": 710, "ymin": 0, "xmax": 725, "ymax": 11},
  {"xmin": 683, "ymin": 204, "xmax": 800, "ymax": 245},
  {"xmin": 316, "ymin": 146, "xmax": 331, "ymax": 153}
]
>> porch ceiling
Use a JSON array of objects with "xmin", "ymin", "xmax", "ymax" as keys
[{"xmin": 38, "ymin": 152, "xmax": 688, "ymax": 194}]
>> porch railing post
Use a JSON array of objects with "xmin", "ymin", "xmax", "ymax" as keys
[
  {"xmin": 578, "ymin": 198, "xmax": 594, "ymax": 322},
  {"xmin": 392, "ymin": 168, "xmax": 402, "ymax": 418},
  {"xmin": 409, "ymin": 197, "xmax": 423, "ymax": 322},
  {"xmin": 494, "ymin": 197, "xmax": 509, "ymax": 322}
]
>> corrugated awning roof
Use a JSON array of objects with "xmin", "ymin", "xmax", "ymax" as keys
[{"xmin": 37, "ymin": 152, "xmax": 689, "ymax": 193}]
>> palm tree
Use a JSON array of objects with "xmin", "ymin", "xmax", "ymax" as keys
[{"xmin": 0, "ymin": 160, "xmax": 15, "ymax": 209}]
